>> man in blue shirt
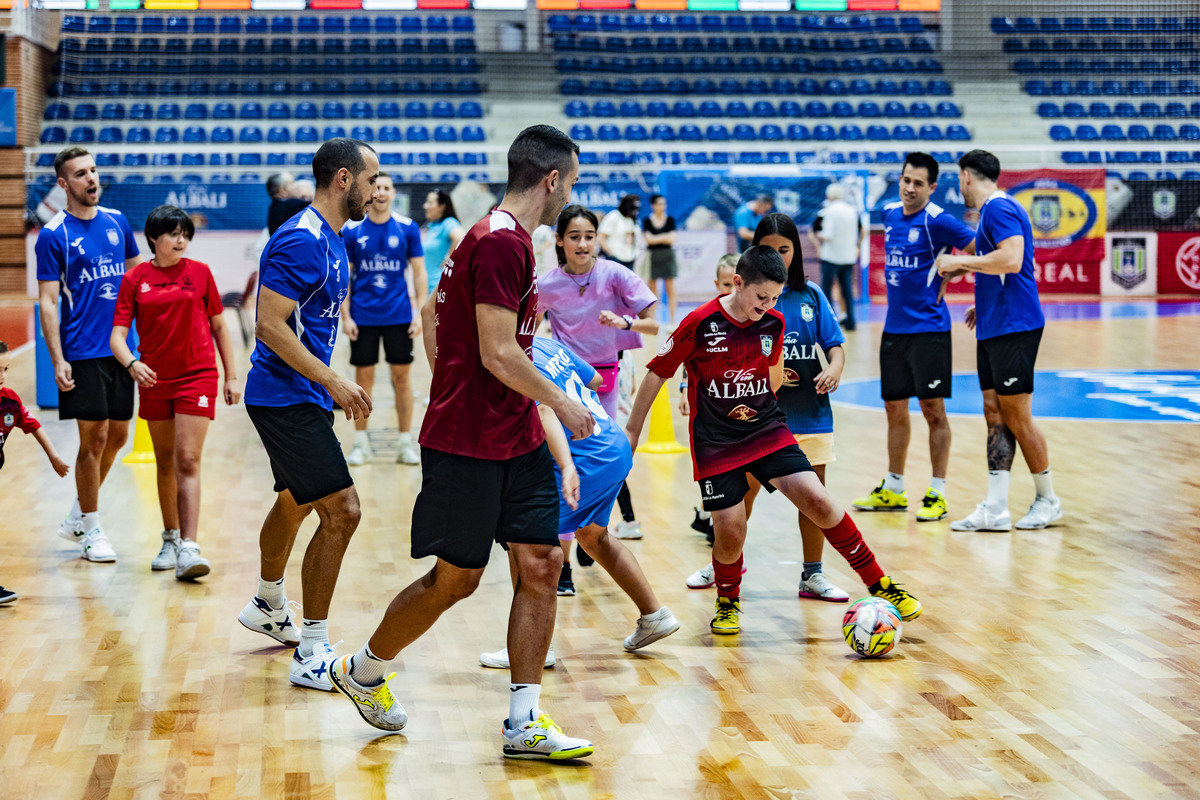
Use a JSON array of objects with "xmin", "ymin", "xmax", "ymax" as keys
[
  {"xmin": 733, "ymin": 194, "xmax": 773, "ymax": 252},
  {"xmin": 237, "ymin": 138, "xmax": 377, "ymax": 692},
  {"xmin": 854, "ymin": 152, "xmax": 976, "ymax": 523},
  {"xmin": 36, "ymin": 146, "xmax": 141, "ymax": 564},
  {"xmin": 936, "ymin": 149, "xmax": 1063, "ymax": 532},
  {"xmin": 340, "ymin": 173, "xmax": 427, "ymax": 467}
]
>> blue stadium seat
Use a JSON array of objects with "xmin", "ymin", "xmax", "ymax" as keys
[
  {"xmin": 433, "ymin": 124, "xmax": 457, "ymax": 142},
  {"xmin": 101, "ymin": 103, "xmax": 125, "ymax": 120},
  {"xmin": 1115, "ymin": 102, "xmax": 1137, "ymax": 118},
  {"xmin": 404, "ymin": 124, "xmax": 429, "ymax": 142},
  {"xmin": 1050, "ymin": 124, "xmax": 1073, "ymax": 141},
  {"xmin": 153, "ymin": 126, "xmax": 179, "ymax": 143},
  {"xmin": 1074, "ymin": 124, "xmax": 1099, "ymax": 141},
  {"xmin": 786, "ymin": 123, "xmax": 810, "ymax": 141},
  {"xmin": 292, "ymin": 125, "xmax": 316, "ymax": 143},
  {"xmin": 267, "ymin": 125, "xmax": 290, "ymax": 143},
  {"xmin": 625, "ymin": 123, "xmax": 649, "ymax": 141},
  {"xmin": 840, "ymin": 124, "xmax": 864, "ymax": 140},
  {"xmin": 378, "ymin": 125, "xmax": 402, "ymax": 143},
  {"xmin": 866, "ymin": 124, "xmax": 890, "ymax": 140},
  {"xmin": 733, "ymin": 123, "xmax": 756, "ymax": 141},
  {"xmin": 1063, "ymin": 102, "xmax": 1085, "ymax": 118},
  {"xmin": 812, "ymin": 123, "xmax": 836, "ymax": 141},
  {"xmin": 350, "ymin": 125, "xmax": 374, "ymax": 142},
  {"xmin": 1153, "ymin": 124, "xmax": 1177, "ymax": 141},
  {"xmin": 947, "ymin": 124, "xmax": 971, "ymax": 141},
  {"xmin": 126, "ymin": 126, "xmax": 151, "ymax": 143},
  {"xmin": 212, "ymin": 102, "xmax": 235, "ymax": 120},
  {"xmin": 322, "ymin": 125, "xmax": 345, "ymax": 139},
  {"xmin": 130, "ymin": 102, "xmax": 153, "ymax": 120},
  {"xmin": 596, "ymin": 123, "xmax": 620, "ymax": 141},
  {"xmin": 209, "ymin": 125, "xmax": 233, "ymax": 143},
  {"xmin": 892, "ymin": 124, "xmax": 917, "ymax": 140},
  {"xmin": 1140, "ymin": 102, "xmax": 1164, "ymax": 118},
  {"xmin": 1101, "ymin": 124, "xmax": 1126, "ymax": 141},
  {"xmin": 293, "ymin": 102, "xmax": 317, "ymax": 120},
  {"xmin": 704, "ymin": 123, "xmax": 729, "ymax": 141},
  {"xmin": 322, "ymin": 102, "xmax": 346, "ymax": 119},
  {"xmin": 911, "ymin": 101, "xmax": 934, "ymax": 118},
  {"xmin": 97, "ymin": 126, "xmax": 122, "ymax": 143}
]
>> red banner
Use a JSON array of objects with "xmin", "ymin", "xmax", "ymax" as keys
[{"xmin": 1157, "ymin": 232, "xmax": 1200, "ymax": 295}]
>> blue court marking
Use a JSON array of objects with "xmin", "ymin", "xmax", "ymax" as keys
[{"xmin": 834, "ymin": 370, "xmax": 1200, "ymax": 423}]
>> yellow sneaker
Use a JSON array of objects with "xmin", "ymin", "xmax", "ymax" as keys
[
  {"xmin": 869, "ymin": 576, "xmax": 922, "ymax": 621},
  {"xmin": 916, "ymin": 489, "xmax": 948, "ymax": 522},
  {"xmin": 852, "ymin": 481, "xmax": 908, "ymax": 512},
  {"xmin": 710, "ymin": 596, "xmax": 741, "ymax": 635}
]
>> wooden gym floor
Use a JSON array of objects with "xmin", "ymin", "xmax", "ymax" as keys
[{"xmin": 1, "ymin": 299, "xmax": 1198, "ymax": 799}]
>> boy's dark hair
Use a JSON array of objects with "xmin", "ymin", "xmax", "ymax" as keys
[
  {"xmin": 958, "ymin": 149, "xmax": 1001, "ymax": 182},
  {"xmin": 753, "ymin": 212, "xmax": 807, "ymax": 292},
  {"xmin": 506, "ymin": 125, "xmax": 579, "ymax": 195},
  {"xmin": 429, "ymin": 188, "xmax": 458, "ymax": 223},
  {"xmin": 54, "ymin": 146, "xmax": 92, "ymax": 179},
  {"xmin": 144, "ymin": 205, "xmax": 195, "ymax": 254},
  {"xmin": 312, "ymin": 137, "xmax": 375, "ymax": 189},
  {"xmin": 0, "ymin": 340, "xmax": 8, "ymax": 354},
  {"xmin": 903, "ymin": 151, "xmax": 940, "ymax": 184},
  {"xmin": 554, "ymin": 203, "xmax": 599, "ymax": 266},
  {"xmin": 736, "ymin": 246, "xmax": 788, "ymax": 286}
]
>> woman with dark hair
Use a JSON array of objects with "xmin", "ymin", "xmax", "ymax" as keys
[
  {"xmin": 110, "ymin": 205, "xmax": 241, "ymax": 581},
  {"xmin": 421, "ymin": 189, "xmax": 465, "ymax": 296},
  {"xmin": 642, "ymin": 194, "xmax": 678, "ymax": 325},
  {"xmin": 683, "ymin": 213, "xmax": 851, "ymax": 603},
  {"xmin": 597, "ymin": 194, "xmax": 641, "ymax": 269}
]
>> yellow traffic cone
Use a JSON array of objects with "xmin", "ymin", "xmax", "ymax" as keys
[
  {"xmin": 122, "ymin": 417, "xmax": 156, "ymax": 464},
  {"xmin": 640, "ymin": 386, "xmax": 687, "ymax": 454}
]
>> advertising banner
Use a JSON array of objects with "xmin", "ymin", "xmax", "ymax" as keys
[
  {"xmin": 1157, "ymin": 232, "xmax": 1200, "ymax": 295},
  {"xmin": 1109, "ymin": 179, "xmax": 1200, "ymax": 232},
  {"xmin": 1102, "ymin": 232, "xmax": 1157, "ymax": 297}
]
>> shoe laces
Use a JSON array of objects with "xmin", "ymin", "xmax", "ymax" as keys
[
  {"xmin": 921, "ymin": 493, "xmax": 941, "ymax": 508},
  {"xmin": 372, "ymin": 673, "xmax": 398, "ymax": 710},
  {"xmin": 714, "ymin": 598, "xmax": 739, "ymax": 623},
  {"xmin": 874, "ymin": 580, "xmax": 910, "ymax": 602},
  {"xmin": 531, "ymin": 712, "xmax": 564, "ymax": 734}
]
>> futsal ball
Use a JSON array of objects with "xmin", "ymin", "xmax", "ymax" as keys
[{"xmin": 841, "ymin": 597, "xmax": 903, "ymax": 658}]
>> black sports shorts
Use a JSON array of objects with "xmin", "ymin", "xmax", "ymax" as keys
[
  {"xmin": 59, "ymin": 356, "xmax": 134, "ymax": 421},
  {"xmin": 880, "ymin": 331, "xmax": 952, "ymax": 402},
  {"xmin": 349, "ymin": 324, "xmax": 414, "ymax": 367},
  {"xmin": 699, "ymin": 444, "xmax": 813, "ymax": 512},
  {"xmin": 977, "ymin": 327, "xmax": 1043, "ymax": 396},
  {"xmin": 246, "ymin": 403, "xmax": 354, "ymax": 506}
]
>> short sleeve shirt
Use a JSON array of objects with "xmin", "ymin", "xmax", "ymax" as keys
[
  {"xmin": 245, "ymin": 206, "xmax": 349, "ymax": 409},
  {"xmin": 114, "ymin": 258, "xmax": 223, "ymax": 384},
  {"xmin": 35, "ymin": 206, "xmax": 139, "ymax": 362},
  {"xmin": 642, "ymin": 215, "xmax": 676, "ymax": 250},
  {"xmin": 647, "ymin": 297, "xmax": 795, "ymax": 480},
  {"xmin": 537, "ymin": 258, "xmax": 657, "ymax": 366},
  {"xmin": 0, "ymin": 387, "xmax": 41, "ymax": 470},
  {"xmin": 733, "ymin": 204, "xmax": 762, "ymax": 251},
  {"xmin": 597, "ymin": 211, "xmax": 638, "ymax": 263},
  {"xmin": 420, "ymin": 210, "xmax": 545, "ymax": 460},
  {"xmin": 775, "ymin": 282, "xmax": 845, "ymax": 435},
  {"xmin": 973, "ymin": 191, "xmax": 1045, "ymax": 340},
  {"xmin": 881, "ymin": 201, "xmax": 978, "ymax": 334},
  {"xmin": 342, "ymin": 213, "xmax": 424, "ymax": 327}
]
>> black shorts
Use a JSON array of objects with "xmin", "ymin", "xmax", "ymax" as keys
[
  {"xmin": 699, "ymin": 444, "xmax": 813, "ymax": 512},
  {"xmin": 349, "ymin": 324, "xmax": 414, "ymax": 367},
  {"xmin": 246, "ymin": 403, "xmax": 354, "ymax": 506},
  {"xmin": 880, "ymin": 331, "xmax": 952, "ymax": 401},
  {"xmin": 977, "ymin": 327, "xmax": 1043, "ymax": 396},
  {"xmin": 410, "ymin": 442, "xmax": 559, "ymax": 569},
  {"xmin": 59, "ymin": 356, "xmax": 135, "ymax": 421}
]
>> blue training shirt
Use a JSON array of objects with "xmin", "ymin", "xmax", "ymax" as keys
[
  {"xmin": 775, "ymin": 281, "xmax": 845, "ymax": 435},
  {"xmin": 342, "ymin": 212, "xmax": 423, "ymax": 327},
  {"xmin": 973, "ymin": 191, "xmax": 1045, "ymax": 341},
  {"xmin": 246, "ymin": 206, "xmax": 349, "ymax": 410},
  {"xmin": 881, "ymin": 201, "xmax": 977, "ymax": 335},
  {"xmin": 531, "ymin": 337, "xmax": 632, "ymax": 507},
  {"xmin": 35, "ymin": 206, "xmax": 139, "ymax": 362}
]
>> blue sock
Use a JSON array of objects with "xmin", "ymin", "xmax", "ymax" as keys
[{"xmin": 802, "ymin": 561, "xmax": 822, "ymax": 581}]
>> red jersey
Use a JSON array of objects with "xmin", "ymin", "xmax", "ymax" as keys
[
  {"xmin": 420, "ymin": 210, "xmax": 545, "ymax": 460},
  {"xmin": 647, "ymin": 297, "xmax": 794, "ymax": 480},
  {"xmin": 0, "ymin": 388, "xmax": 41, "ymax": 470},
  {"xmin": 114, "ymin": 258, "xmax": 223, "ymax": 386}
]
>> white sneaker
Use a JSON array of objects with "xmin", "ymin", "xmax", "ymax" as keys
[
  {"xmin": 151, "ymin": 530, "xmax": 179, "ymax": 571},
  {"xmin": 346, "ymin": 442, "xmax": 370, "ymax": 466},
  {"xmin": 502, "ymin": 710, "xmax": 594, "ymax": 761},
  {"xmin": 797, "ymin": 573, "xmax": 850, "ymax": 602},
  {"xmin": 479, "ymin": 646, "xmax": 556, "ymax": 669},
  {"xmin": 612, "ymin": 520, "xmax": 642, "ymax": 540},
  {"xmin": 290, "ymin": 641, "xmax": 341, "ymax": 691},
  {"xmin": 1016, "ymin": 496, "xmax": 1063, "ymax": 529},
  {"xmin": 949, "ymin": 503, "xmax": 1013, "ymax": 532},
  {"xmin": 175, "ymin": 540, "xmax": 211, "ymax": 581},
  {"xmin": 397, "ymin": 440, "xmax": 420, "ymax": 465},
  {"xmin": 57, "ymin": 513, "xmax": 84, "ymax": 543},
  {"xmin": 237, "ymin": 596, "xmax": 302, "ymax": 646},
  {"xmin": 624, "ymin": 607, "xmax": 680, "ymax": 651},
  {"xmin": 686, "ymin": 562, "xmax": 747, "ymax": 590},
  {"xmin": 329, "ymin": 655, "xmax": 408, "ymax": 732},
  {"xmin": 81, "ymin": 528, "xmax": 117, "ymax": 562}
]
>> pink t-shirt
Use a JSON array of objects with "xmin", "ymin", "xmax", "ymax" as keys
[{"xmin": 538, "ymin": 259, "xmax": 656, "ymax": 366}]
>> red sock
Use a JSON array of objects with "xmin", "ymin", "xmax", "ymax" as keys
[
  {"xmin": 822, "ymin": 512, "xmax": 885, "ymax": 588},
  {"xmin": 712, "ymin": 555, "xmax": 743, "ymax": 599}
]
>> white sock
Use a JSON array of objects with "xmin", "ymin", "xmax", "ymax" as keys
[
  {"xmin": 70, "ymin": 498, "xmax": 82, "ymax": 520},
  {"xmin": 883, "ymin": 472, "xmax": 904, "ymax": 493},
  {"xmin": 164, "ymin": 528, "xmax": 181, "ymax": 543},
  {"xmin": 641, "ymin": 606, "xmax": 671, "ymax": 622},
  {"xmin": 985, "ymin": 470, "xmax": 1010, "ymax": 511},
  {"xmin": 698, "ymin": 510, "xmax": 711, "ymax": 521},
  {"xmin": 299, "ymin": 618, "xmax": 329, "ymax": 658},
  {"xmin": 349, "ymin": 643, "xmax": 388, "ymax": 687},
  {"xmin": 508, "ymin": 684, "xmax": 541, "ymax": 726},
  {"xmin": 354, "ymin": 431, "xmax": 369, "ymax": 447},
  {"xmin": 257, "ymin": 576, "xmax": 285, "ymax": 609},
  {"xmin": 1032, "ymin": 468, "xmax": 1057, "ymax": 500},
  {"xmin": 397, "ymin": 431, "xmax": 411, "ymax": 444},
  {"xmin": 930, "ymin": 477, "xmax": 947, "ymax": 495},
  {"xmin": 81, "ymin": 511, "xmax": 100, "ymax": 532}
]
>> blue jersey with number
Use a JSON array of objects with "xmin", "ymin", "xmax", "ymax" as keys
[
  {"xmin": 881, "ymin": 201, "xmax": 977, "ymax": 335},
  {"xmin": 775, "ymin": 282, "xmax": 844, "ymax": 435},
  {"xmin": 35, "ymin": 207, "xmax": 139, "ymax": 361},
  {"xmin": 973, "ymin": 191, "xmax": 1045, "ymax": 340},
  {"xmin": 342, "ymin": 213, "xmax": 423, "ymax": 327},
  {"xmin": 532, "ymin": 337, "xmax": 632, "ymax": 504},
  {"xmin": 246, "ymin": 206, "xmax": 349, "ymax": 409}
]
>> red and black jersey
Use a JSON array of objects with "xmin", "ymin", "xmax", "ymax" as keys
[
  {"xmin": 0, "ymin": 387, "xmax": 41, "ymax": 471},
  {"xmin": 647, "ymin": 296, "xmax": 795, "ymax": 480}
]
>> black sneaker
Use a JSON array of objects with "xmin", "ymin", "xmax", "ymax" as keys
[
  {"xmin": 690, "ymin": 507, "xmax": 711, "ymax": 535},
  {"xmin": 576, "ymin": 545, "xmax": 594, "ymax": 567},
  {"xmin": 557, "ymin": 564, "xmax": 575, "ymax": 597},
  {"xmin": 0, "ymin": 586, "xmax": 18, "ymax": 605}
]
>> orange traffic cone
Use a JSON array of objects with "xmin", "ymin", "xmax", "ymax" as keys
[
  {"xmin": 122, "ymin": 417, "xmax": 155, "ymax": 464},
  {"xmin": 640, "ymin": 386, "xmax": 687, "ymax": 454}
]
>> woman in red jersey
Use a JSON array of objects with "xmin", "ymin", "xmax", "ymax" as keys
[{"xmin": 111, "ymin": 205, "xmax": 240, "ymax": 582}]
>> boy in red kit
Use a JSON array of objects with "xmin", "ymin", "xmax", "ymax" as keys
[
  {"xmin": 0, "ymin": 340, "xmax": 72, "ymax": 604},
  {"xmin": 625, "ymin": 246, "xmax": 922, "ymax": 635},
  {"xmin": 111, "ymin": 205, "xmax": 241, "ymax": 582}
]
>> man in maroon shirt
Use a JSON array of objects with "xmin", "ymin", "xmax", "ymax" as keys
[
  {"xmin": 626, "ymin": 247, "xmax": 924, "ymax": 637},
  {"xmin": 329, "ymin": 126, "xmax": 597, "ymax": 760}
]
